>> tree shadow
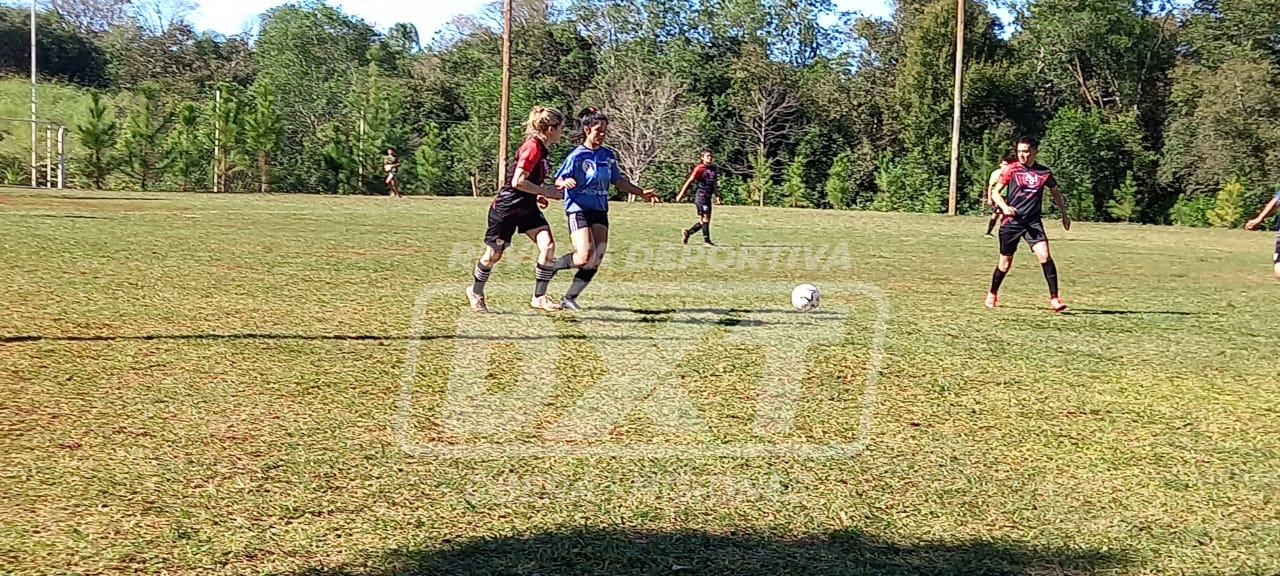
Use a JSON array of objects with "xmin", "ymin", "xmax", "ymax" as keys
[
  {"xmin": 59, "ymin": 195, "xmax": 166, "ymax": 201},
  {"xmin": 283, "ymin": 527, "xmax": 1129, "ymax": 576},
  {"xmin": 0, "ymin": 333, "xmax": 661, "ymax": 344},
  {"xmin": 27, "ymin": 214, "xmax": 110, "ymax": 219}
]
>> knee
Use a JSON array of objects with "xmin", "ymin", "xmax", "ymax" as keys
[
  {"xmin": 574, "ymin": 247, "xmax": 593, "ymax": 266},
  {"xmin": 482, "ymin": 250, "xmax": 503, "ymax": 266}
]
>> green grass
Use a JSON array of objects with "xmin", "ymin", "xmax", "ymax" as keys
[{"xmin": 2, "ymin": 187, "xmax": 1278, "ymax": 575}]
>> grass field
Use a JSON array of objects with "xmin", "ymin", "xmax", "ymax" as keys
[{"xmin": 2, "ymin": 187, "xmax": 1279, "ymax": 575}]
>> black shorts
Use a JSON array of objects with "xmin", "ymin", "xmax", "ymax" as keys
[
  {"xmin": 567, "ymin": 210, "xmax": 609, "ymax": 233},
  {"xmin": 998, "ymin": 218, "xmax": 1048, "ymax": 256},
  {"xmin": 1274, "ymin": 232, "xmax": 1280, "ymax": 263},
  {"xmin": 695, "ymin": 198, "xmax": 712, "ymax": 216},
  {"xmin": 484, "ymin": 207, "xmax": 549, "ymax": 251}
]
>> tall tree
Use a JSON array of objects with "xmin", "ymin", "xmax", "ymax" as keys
[
  {"xmin": 243, "ymin": 82, "xmax": 282, "ymax": 193},
  {"xmin": 117, "ymin": 82, "xmax": 170, "ymax": 191},
  {"xmin": 77, "ymin": 92, "xmax": 117, "ymax": 189}
]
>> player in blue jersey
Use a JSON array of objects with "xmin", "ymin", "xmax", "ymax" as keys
[
  {"xmin": 1244, "ymin": 184, "xmax": 1280, "ymax": 282},
  {"xmin": 550, "ymin": 106, "xmax": 661, "ymax": 310}
]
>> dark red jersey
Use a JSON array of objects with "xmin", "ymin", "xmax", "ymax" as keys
[
  {"xmin": 997, "ymin": 161, "xmax": 1058, "ymax": 222},
  {"xmin": 690, "ymin": 163, "xmax": 719, "ymax": 201},
  {"xmin": 492, "ymin": 138, "xmax": 550, "ymax": 216}
]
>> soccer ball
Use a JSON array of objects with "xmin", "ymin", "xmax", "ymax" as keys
[{"xmin": 791, "ymin": 283, "xmax": 820, "ymax": 311}]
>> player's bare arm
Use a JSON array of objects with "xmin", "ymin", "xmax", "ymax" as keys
[
  {"xmin": 556, "ymin": 177, "xmax": 577, "ymax": 190},
  {"xmin": 675, "ymin": 172, "xmax": 696, "ymax": 203},
  {"xmin": 616, "ymin": 176, "xmax": 660, "ymax": 203},
  {"xmin": 511, "ymin": 167, "xmax": 562, "ymax": 200},
  {"xmin": 1050, "ymin": 186, "xmax": 1070, "ymax": 230},
  {"xmin": 1246, "ymin": 197, "xmax": 1278, "ymax": 230}
]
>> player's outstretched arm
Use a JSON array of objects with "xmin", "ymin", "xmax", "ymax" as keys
[
  {"xmin": 616, "ymin": 176, "xmax": 660, "ymax": 203},
  {"xmin": 1050, "ymin": 186, "xmax": 1071, "ymax": 230},
  {"xmin": 1245, "ymin": 197, "xmax": 1279, "ymax": 230}
]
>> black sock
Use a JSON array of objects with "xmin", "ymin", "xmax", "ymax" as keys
[
  {"xmin": 472, "ymin": 262, "xmax": 493, "ymax": 295},
  {"xmin": 1042, "ymin": 259, "xmax": 1059, "ymax": 298},
  {"xmin": 702, "ymin": 222, "xmax": 711, "ymax": 242},
  {"xmin": 986, "ymin": 215, "xmax": 998, "ymax": 235},
  {"xmin": 686, "ymin": 222, "xmax": 703, "ymax": 235},
  {"xmin": 552, "ymin": 253, "xmax": 578, "ymax": 271},
  {"xmin": 990, "ymin": 267, "xmax": 1008, "ymax": 294},
  {"xmin": 564, "ymin": 268, "xmax": 597, "ymax": 300},
  {"xmin": 534, "ymin": 263, "xmax": 556, "ymax": 297}
]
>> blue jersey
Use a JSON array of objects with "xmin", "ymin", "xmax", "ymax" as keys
[{"xmin": 555, "ymin": 145, "xmax": 622, "ymax": 212}]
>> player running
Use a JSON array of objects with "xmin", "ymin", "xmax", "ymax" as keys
[
  {"xmin": 466, "ymin": 106, "xmax": 568, "ymax": 313},
  {"xmin": 984, "ymin": 155, "xmax": 1014, "ymax": 237},
  {"xmin": 675, "ymin": 147, "xmax": 720, "ymax": 246},
  {"xmin": 985, "ymin": 136, "xmax": 1071, "ymax": 312},
  {"xmin": 550, "ymin": 106, "xmax": 661, "ymax": 310},
  {"xmin": 1244, "ymin": 184, "xmax": 1280, "ymax": 282}
]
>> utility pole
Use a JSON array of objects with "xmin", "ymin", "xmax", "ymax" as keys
[
  {"xmin": 497, "ymin": 0, "xmax": 512, "ymax": 192},
  {"xmin": 947, "ymin": 0, "xmax": 966, "ymax": 216},
  {"xmin": 30, "ymin": 0, "xmax": 37, "ymax": 187}
]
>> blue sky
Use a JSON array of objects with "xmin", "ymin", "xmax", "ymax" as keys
[{"xmin": 189, "ymin": 0, "xmax": 897, "ymax": 40}]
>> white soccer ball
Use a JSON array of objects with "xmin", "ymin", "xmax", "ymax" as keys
[{"xmin": 791, "ymin": 283, "xmax": 820, "ymax": 311}]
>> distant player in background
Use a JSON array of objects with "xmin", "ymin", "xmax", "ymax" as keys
[
  {"xmin": 676, "ymin": 147, "xmax": 720, "ymax": 246},
  {"xmin": 986, "ymin": 136, "xmax": 1071, "ymax": 312},
  {"xmin": 551, "ymin": 106, "xmax": 661, "ymax": 310},
  {"xmin": 985, "ymin": 155, "xmax": 1014, "ymax": 237},
  {"xmin": 1244, "ymin": 184, "xmax": 1280, "ymax": 282},
  {"xmin": 383, "ymin": 147, "xmax": 402, "ymax": 198},
  {"xmin": 466, "ymin": 106, "xmax": 568, "ymax": 313}
]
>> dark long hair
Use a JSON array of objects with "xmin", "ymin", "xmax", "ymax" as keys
[{"xmin": 575, "ymin": 106, "xmax": 609, "ymax": 144}]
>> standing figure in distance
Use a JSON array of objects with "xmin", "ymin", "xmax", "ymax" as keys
[
  {"xmin": 985, "ymin": 155, "xmax": 1014, "ymax": 238},
  {"xmin": 384, "ymin": 147, "xmax": 402, "ymax": 198},
  {"xmin": 676, "ymin": 147, "xmax": 721, "ymax": 247}
]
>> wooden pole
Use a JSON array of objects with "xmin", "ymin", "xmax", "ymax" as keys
[
  {"xmin": 947, "ymin": 0, "xmax": 965, "ymax": 216},
  {"xmin": 497, "ymin": 0, "xmax": 512, "ymax": 192}
]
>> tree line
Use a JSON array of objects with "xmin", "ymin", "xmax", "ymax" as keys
[{"xmin": 1, "ymin": 0, "xmax": 1279, "ymax": 226}]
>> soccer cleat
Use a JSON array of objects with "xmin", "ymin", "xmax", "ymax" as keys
[
  {"xmin": 984, "ymin": 292, "xmax": 998, "ymax": 309},
  {"xmin": 681, "ymin": 229, "xmax": 690, "ymax": 244},
  {"xmin": 466, "ymin": 286, "xmax": 488, "ymax": 313},
  {"xmin": 560, "ymin": 297, "xmax": 581, "ymax": 311},
  {"xmin": 530, "ymin": 295, "xmax": 562, "ymax": 312},
  {"xmin": 703, "ymin": 240, "xmax": 716, "ymax": 247},
  {"xmin": 985, "ymin": 232, "xmax": 994, "ymax": 238},
  {"xmin": 1049, "ymin": 297, "xmax": 1067, "ymax": 313}
]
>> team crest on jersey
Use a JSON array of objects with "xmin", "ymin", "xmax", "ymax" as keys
[
  {"xmin": 1019, "ymin": 172, "xmax": 1043, "ymax": 188},
  {"xmin": 583, "ymin": 159, "xmax": 597, "ymax": 179}
]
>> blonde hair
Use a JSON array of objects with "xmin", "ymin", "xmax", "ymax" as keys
[{"xmin": 523, "ymin": 106, "xmax": 566, "ymax": 140}]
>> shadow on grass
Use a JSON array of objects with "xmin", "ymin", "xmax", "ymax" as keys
[
  {"xmin": 59, "ymin": 195, "xmax": 167, "ymax": 201},
  {"xmin": 1064, "ymin": 308, "xmax": 1208, "ymax": 316},
  {"xmin": 284, "ymin": 527, "xmax": 1129, "ymax": 576},
  {"xmin": 1002, "ymin": 305, "xmax": 1210, "ymax": 316},
  {"xmin": 27, "ymin": 213, "xmax": 111, "ymax": 219},
  {"xmin": 0, "ymin": 333, "xmax": 665, "ymax": 344}
]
